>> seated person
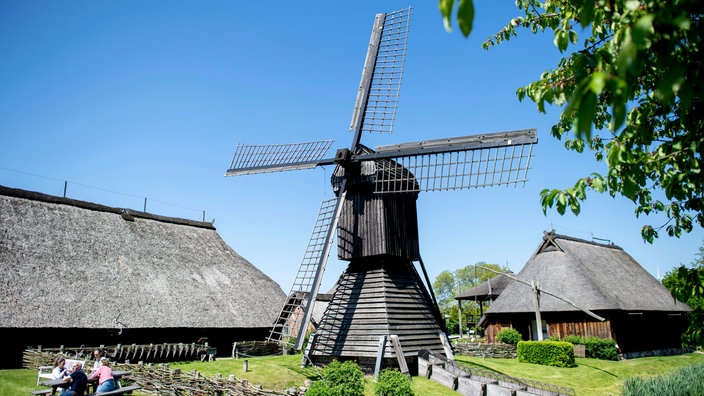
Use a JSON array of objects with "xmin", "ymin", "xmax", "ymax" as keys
[
  {"xmin": 89, "ymin": 348, "xmax": 106, "ymax": 372},
  {"xmin": 59, "ymin": 362, "xmax": 87, "ymax": 396},
  {"xmin": 89, "ymin": 357, "xmax": 115, "ymax": 393},
  {"xmin": 51, "ymin": 356, "xmax": 68, "ymax": 379},
  {"xmin": 51, "ymin": 356, "xmax": 68, "ymax": 393}
]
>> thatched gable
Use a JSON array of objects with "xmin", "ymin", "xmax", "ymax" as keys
[
  {"xmin": 486, "ymin": 232, "xmax": 689, "ymax": 314},
  {"xmin": 0, "ymin": 185, "xmax": 285, "ymax": 330}
]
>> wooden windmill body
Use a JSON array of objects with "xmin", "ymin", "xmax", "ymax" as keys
[{"xmin": 225, "ymin": 8, "xmax": 537, "ymax": 372}]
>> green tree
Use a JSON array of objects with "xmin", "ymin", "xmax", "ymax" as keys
[
  {"xmin": 662, "ymin": 243, "xmax": 704, "ymax": 347},
  {"xmin": 433, "ymin": 262, "xmax": 506, "ymax": 333},
  {"xmin": 440, "ymin": 0, "xmax": 704, "ymax": 243}
]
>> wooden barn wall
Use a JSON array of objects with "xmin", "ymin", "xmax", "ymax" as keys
[
  {"xmin": 310, "ymin": 260, "xmax": 444, "ymax": 366},
  {"xmin": 484, "ymin": 313, "xmax": 613, "ymax": 344},
  {"xmin": 486, "ymin": 312, "xmax": 687, "ymax": 353},
  {"xmin": 337, "ymin": 192, "xmax": 420, "ymax": 261}
]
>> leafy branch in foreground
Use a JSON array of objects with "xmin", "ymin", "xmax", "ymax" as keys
[{"xmin": 440, "ymin": 0, "xmax": 704, "ymax": 243}]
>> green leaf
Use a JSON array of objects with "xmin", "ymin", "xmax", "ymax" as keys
[
  {"xmin": 554, "ymin": 29, "xmax": 569, "ymax": 52},
  {"xmin": 632, "ymin": 14, "xmax": 654, "ymax": 47},
  {"xmin": 579, "ymin": 0, "xmax": 595, "ymax": 27},
  {"xmin": 589, "ymin": 72, "xmax": 606, "ymax": 94},
  {"xmin": 590, "ymin": 174, "xmax": 606, "ymax": 193},
  {"xmin": 457, "ymin": 0, "xmax": 475, "ymax": 37},
  {"xmin": 612, "ymin": 102, "xmax": 627, "ymax": 131},
  {"xmin": 576, "ymin": 91, "xmax": 596, "ymax": 140},
  {"xmin": 440, "ymin": 0, "xmax": 455, "ymax": 31}
]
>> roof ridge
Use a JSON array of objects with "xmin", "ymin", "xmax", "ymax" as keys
[
  {"xmin": 0, "ymin": 184, "xmax": 215, "ymax": 230},
  {"xmin": 544, "ymin": 230, "xmax": 624, "ymax": 251}
]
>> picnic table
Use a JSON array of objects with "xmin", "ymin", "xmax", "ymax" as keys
[{"xmin": 34, "ymin": 370, "xmax": 138, "ymax": 395}]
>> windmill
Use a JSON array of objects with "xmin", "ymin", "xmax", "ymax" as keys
[{"xmin": 225, "ymin": 7, "xmax": 537, "ymax": 370}]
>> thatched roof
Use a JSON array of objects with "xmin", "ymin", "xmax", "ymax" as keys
[
  {"xmin": 455, "ymin": 271, "xmax": 513, "ymax": 302},
  {"xmin": 486, "ymin": 232, "xmax": 690, "ymax": 314},
  {"xmin": 0, "ymin": 185, "xmax": 286, "ymax": 329}
]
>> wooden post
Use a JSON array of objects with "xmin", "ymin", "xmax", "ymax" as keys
[
  {"xmin": 439, "ymin": 332, "xmax": 454, "ymax": 360},
  {"xmin": 374, "ymin": 335, "xmax": 388, "ymax": 380},
  {"xmin": 243, "ymin": 359, "xmax": 248, "ymax": 372},
  {"xmin": 389, "ymin": 335, "xmax": 409, "ymax": 376},
  {"xmin": 532, "ymin": 280, "xmax": 543, "ymax": 341}
]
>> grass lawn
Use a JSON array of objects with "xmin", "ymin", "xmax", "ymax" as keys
[
  {"xmin": 455, "ymin": 352, "xmax": 704, "ymax": 395},
  {"xmin": 4, "ymin": 352, "xmax": 703, "ymax": 396}
]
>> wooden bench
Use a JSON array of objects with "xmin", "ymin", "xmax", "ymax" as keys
[
  {"xmin": 86, "ymin": 384, "xmax": 140, "ymax": 396},
  {"xmin": 37, "ymin": 359, "xmax": 86, "ymax": 385},
  {"xmin": 30, "ymin": 390, "xmax": 52, "ymax": 395}
]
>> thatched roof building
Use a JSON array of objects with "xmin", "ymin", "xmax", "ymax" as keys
[
  {"xmin": 483, "ymin": 231, "xmax": 690, "ymax": 355},
  {"xmin": 455, "ymin": 271, "xmax": 513, "ymax": 303},
  {"xmin": 0, "ymin": 185, "xmax": 285, "ymax": 368}
]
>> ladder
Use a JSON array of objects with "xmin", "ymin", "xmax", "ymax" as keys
[{"xmin": 267, "ymin": 198, "xmax": 338, "ymax": 348}]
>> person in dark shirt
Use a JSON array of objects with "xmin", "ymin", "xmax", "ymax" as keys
[{"xmin": 59, "ymin": 362, "xmax": 88, "ymax": 396}]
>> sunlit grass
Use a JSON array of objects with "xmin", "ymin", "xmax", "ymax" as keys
[
  {"xmin": 5, "ymin": 352, "xmax": 704, "ymax": 396},
  {"xmin": 455, "ymin": 353, "xmax": 704, "ymax": 395}
]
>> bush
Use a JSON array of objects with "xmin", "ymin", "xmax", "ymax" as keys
[
  {"xmin": 621, "ymin": 362, "xmax": 704, "ymax": 395},
  {"xmin": 517, "ymin": 341, "xmax": 576, "ymax": 368},
  {"xmin": 549, "ymin": 335, "xmax": 619, "ymax": 360},
  {"xmin": 305, "ymin": 360, "xmax": 364, "ymax": 396},
  {"xmin": 497, "ymin": 328, "xmax": 522, "ymax": 345},
  {"xmin": 582, "ymin": 337, "xmax": 618, "ymax": 361},
  {"xmin": 374, "ymin": 368, "xmax": 414, "ymax": 396}
]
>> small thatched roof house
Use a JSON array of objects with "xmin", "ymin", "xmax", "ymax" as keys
[
  {"xmin": 0, "ymin": 185, "xmax": 285, "ymax": 368},
  {"xmin": 455, "ymin": 271, "xmax": 513, "ymax": 303},
  {"xmin": 483, "ymin": 231, "xmax": 690, "ymax": 355}
]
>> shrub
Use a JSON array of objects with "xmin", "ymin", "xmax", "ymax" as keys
[
  {"xmin": 582, "ymin": 337, "xmax": 618, "ymax": 361},
  {"xmin": 305, "ymin": 360, "xmax": 364, "ymax": 396},
  {"xmin": 549, "ymin": 335, "xmax": 619, "ymax": 360},
  {"xmin": 621, "ymin": 362, "xmax": 704, "ymax": 395},
  {"xmin": 374, "ymin": 368, "xmax": 414, "ymax": 396},
  {"xmin": 497, "ymin": 328, "xmax": 522, "ymax": 345},
  {"xmin": 517, "ymin": 341, "xmax": 576, "ymax": 368}
]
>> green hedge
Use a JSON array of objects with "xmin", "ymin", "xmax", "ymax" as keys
[
  {"xmin": 517, "ymin": 341, "xmax": 576, "ymax": 368},
  {"xmin": 621, "ymin": 362, "xmax": 704, "ymax": 395},
  {"xmin": 550, "ymin": 335, "xmax": 619, "ymax": 360}
]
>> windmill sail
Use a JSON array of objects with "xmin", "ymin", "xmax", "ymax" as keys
[
  {"xmin": 225, "ymin": 140, "xmax": 334, "ymax": 176},
  {"xmin": 350, "ymin": 7, "xmax": 410, "ymax": 135},
  {"xmin": 369, "ymin": 128, "xmax": 537, "ymax": 193}
]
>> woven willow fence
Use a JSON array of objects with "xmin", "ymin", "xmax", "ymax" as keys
[{"xmin": 24, "ymin": 350, "xmax": 307, "ymax": 396}]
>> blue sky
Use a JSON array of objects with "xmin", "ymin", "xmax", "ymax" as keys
[{"xmin": 2, "ymin": 1, "xmax": 702, "ymax": 294}]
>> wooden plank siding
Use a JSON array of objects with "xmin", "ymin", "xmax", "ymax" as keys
[
  {"xmin": 484, "ymin": 313, "xmax": 614, "ymax": 343},
  {"xmin": 309, "ymin": 259, "xmax": 445, "ymax": 365},
  {"xmin": 337, "ymin": 191, "xmax": 420, "ymax": 261},
  {"xmin": 547, "ymin": 318, "xmax": 613, "ymax": 340}
]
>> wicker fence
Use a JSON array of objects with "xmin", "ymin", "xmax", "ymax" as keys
[{"xmin": 24, "ymin": 349, "xmax": 307, "ymax": 396}]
